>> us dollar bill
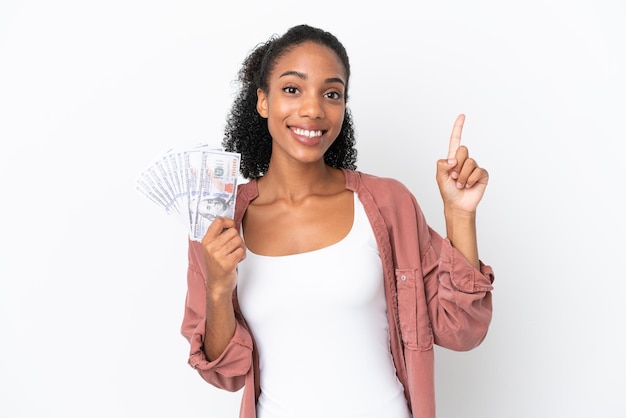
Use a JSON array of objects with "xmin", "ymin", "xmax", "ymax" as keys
[{"xmin": 136, "ymin": 145, "xmax": 241, "ymax": 241}]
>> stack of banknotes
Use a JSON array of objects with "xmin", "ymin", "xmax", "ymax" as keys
[{"xmin": 136, "ymin": 145, "xmax": 241, "ymax": 241}]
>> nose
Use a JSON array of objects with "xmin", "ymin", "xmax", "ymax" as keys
[{"xmin": 299, "ymin": 93, "xmax": 324, "ymax": 119}]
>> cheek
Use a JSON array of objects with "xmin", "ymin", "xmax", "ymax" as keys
[
  {"xmin": 266, "ymin": 114, "xmax": 282, "ymax": 138},
  {"xmin": 330, "ymin": 108, "xmax": 346, "ymax": 133},
  {"xmin": 265, "ymin": 101, "xmax": 294, "ymax": 134},
  {"xmin": 270, "ymin": 98, "xmax": 295, "ymax": 116}
]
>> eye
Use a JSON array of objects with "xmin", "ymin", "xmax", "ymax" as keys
[
  {"xmin": 283, "ymin": 86, "xmax": 299, "ymax": 94},
  {"xmin": 325, "ymin": 91, "xmax": 342, "ymax": 100}
]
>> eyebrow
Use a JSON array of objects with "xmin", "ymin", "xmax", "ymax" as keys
[{"xmin": 279, "ymin": 70, "xmax": 345, "ymax": 86}]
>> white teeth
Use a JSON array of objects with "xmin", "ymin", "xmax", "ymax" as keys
[{"xmin": 293, "ymin": 128, "xmax": 322, "ymax": 138}]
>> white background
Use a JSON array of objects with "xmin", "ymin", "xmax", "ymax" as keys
[{"xmin": 1, "ymin": 1, "xmax": 625, "ymax": 417}]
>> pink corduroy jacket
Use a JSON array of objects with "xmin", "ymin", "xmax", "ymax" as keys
[{"xmin": 181, "ymin": 169, "xmax": 495, "ymax": 418}]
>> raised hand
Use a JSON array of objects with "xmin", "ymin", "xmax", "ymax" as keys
[{"xmin": 436, "ymin": 114, "xmax": 489, "ymax": 215}]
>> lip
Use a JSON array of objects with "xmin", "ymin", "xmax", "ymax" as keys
[{"xmin": 290, "ymin": 126, "xmax": 326, "ymax": 146}]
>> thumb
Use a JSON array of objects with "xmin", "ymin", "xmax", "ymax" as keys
[{"xmin": 436, "ymin": 157, "xmax": 457, "ymax": 183}]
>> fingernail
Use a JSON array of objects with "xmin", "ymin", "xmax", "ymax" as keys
[
  {"xmin": 457, "ymin": 181, "xmax": 464, "ymax": 189},
  {"xmin": 451, "ymin": 171, "xmax": 459, "ymax": 179},
  {"xmin": 447, "ymin": 159, "xmax": 456, "ymax": 165}
]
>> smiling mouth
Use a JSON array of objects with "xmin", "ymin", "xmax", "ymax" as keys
[{"xmin": 292, "ymin": 127, "xmax": 324, "ymax": 138}]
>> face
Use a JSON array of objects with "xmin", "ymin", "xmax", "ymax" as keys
[
  {"xmin": 198, "ymin": 197, "xmax": 226, "ymax": 218},
  {"xmin": 256, "ymin": 41, "xmax": 347, "ymax": 166}
]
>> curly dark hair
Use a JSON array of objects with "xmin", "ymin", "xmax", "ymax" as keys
[{"xmin": 222, "ymin": 24, "xmax": 357, "ymax": 179}]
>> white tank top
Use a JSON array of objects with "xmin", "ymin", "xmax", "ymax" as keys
[{"xmin": 237, "ymin": 193, "xmax": 412, "ymax": 418}]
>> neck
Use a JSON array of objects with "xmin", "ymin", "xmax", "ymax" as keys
[{"xmin": 258, "ymin": 161, "xmax": 343, "ymax": 203}]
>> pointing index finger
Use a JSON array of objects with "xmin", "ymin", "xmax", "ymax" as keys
[{"xmin": 448, "ymin": 113, "xmax": 465, "ymax": 159}]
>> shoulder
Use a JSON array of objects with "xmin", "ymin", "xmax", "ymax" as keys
[
  {"xmin": 236, "ymin": 179, "xmax": 258, "ymax": 198},
  {"xmin": 234, "ymin": 179, "xmax": 258, "ymax": 224},
  {"xmin": 347, "ymin": 169, "xmax": 426, "ymax": 225},
  {"xmin": 351, "ymin": 170, "xmax": 414, "ymax": 200}
]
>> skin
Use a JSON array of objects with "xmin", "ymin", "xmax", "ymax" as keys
[
  {"xmin": 437, "ymin": 113, "xmax": 489, "ymax": 269},
  {"xmin": 200, "ymin": 42, "xmax": 488, "ymax": 361}
]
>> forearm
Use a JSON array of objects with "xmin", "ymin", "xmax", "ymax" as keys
[
  {"xmin": 444, "ymin": 208, "xmax": 479, "ymax": 269},
  {"xmin": 204, "ymin": 290, "xmax": 237, "ymax": 361}
]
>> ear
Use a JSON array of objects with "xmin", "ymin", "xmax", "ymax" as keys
[{"xmin": 256, "ymin": 88, "xmax": 269, "ymax": 118}]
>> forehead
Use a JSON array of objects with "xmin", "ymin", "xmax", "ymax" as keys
[{"xmin": 271, "ymin": 41, "xmax": 347, "ymax": 80}]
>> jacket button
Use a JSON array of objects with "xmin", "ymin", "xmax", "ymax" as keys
[{"xmin": 401, "ymin": 275, "xmax": 407, "ymax": 281}]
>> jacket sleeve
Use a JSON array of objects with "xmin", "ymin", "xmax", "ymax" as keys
[
  {"xmin": 419, "ymin": 226, "xmax": 494, "ymax": 351},
  {"xmin": 180, "ymin": 239, "xmax": 253, "ymax": 391},
  {"xmin": 382, "ymin": 178, "xmax": 494, "ymax": 352}
]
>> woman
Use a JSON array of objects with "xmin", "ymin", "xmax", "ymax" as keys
[{"xmin": 181, "ymin": 24, "xmax": 494, "ymax": 418}]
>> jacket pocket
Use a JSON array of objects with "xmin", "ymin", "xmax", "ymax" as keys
[{"xmin": 396, "ymin": 269, "xmax": 433, "ymax": 351}]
